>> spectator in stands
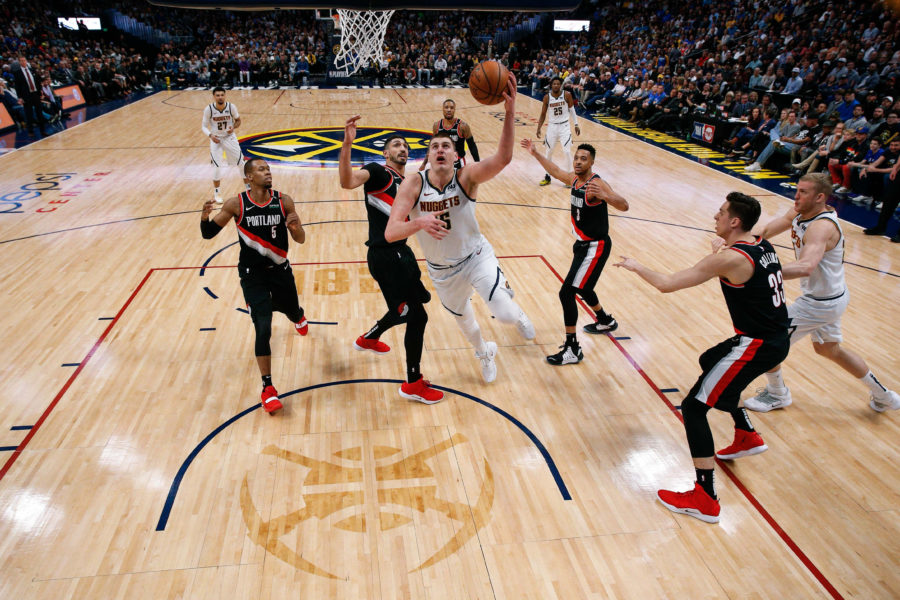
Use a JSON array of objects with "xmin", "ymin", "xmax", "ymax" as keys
[
  {"xmin": 238, "ymin": 55, "xmax": 250, "ymax": 85},
  {"xmin": 792, "ymin": 119, "xmax": 837, "ymax": 175},
  {"xmin": 873, "ymin": 111, "xmax": 899, "ymax": 146},
  {"xmin": 0, "ymin": 78, "xmax": 26, "ymax": 129},
  {"xmin": 830, "ymin": 126, "xmax": 871, "ymax": 193},
  {"xmin": 745, "ymin": 110, "xmax": 807, "ymax": 172},
  {"xmin": 645, "ymin": 88, "xmax": 686, "ymax": 133},
  {"xmin": 837, "ymin": 90, "xmax": 861, "ymax": 122},
  {"xmin": 295, "ymin": 54, "xmax": 310, "ymax": 86},
  {"xmin": 39, "ymin": 75, "xmax": 63, "ymax": 123},
  {"xmin": 863, "ymin": 139, "xmax": 900, "ymax": 241},
  {"xmin": 784, "ymin": 67, "xmax": 804, "ymax": 94},
  {"xmin": 847, "ymin": 137, "xmax": 886, "ymax": 202},
  {"xmin": 741, "ymin": 106, "xmax": 780, "ymax": 162},
  {"xmin": 433, "ymin": 55, "xmax": 448, "ymax": 85}
]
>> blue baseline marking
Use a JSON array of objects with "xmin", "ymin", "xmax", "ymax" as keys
[
  {"xmin": 10, "ymin": 425, "xmax": 32, "ymax": 431},
  {"xmin": 200, "ymin": 241, "xmax": 238, "ymax": 277},
  {"xmin": 98, "ymin": 317, "xmax": 114, "ymax": 321},
  {"xmin": 660, "ymin": 388, "xmax": 680, "ymax": 393},
  {"xmin": 0, "ymin": 446, "xmax": 18, "ymax": 451},
  {"xmin": 155, "ymin": 378, "xmax": 571, "ymax": 531},
  {"xmin": 614, "ymin": 336, "xmax": 631, "ymax": 340},
  {"xmin": 203, "ymin": 286, "xmax": 218, "ymax": 299},
  {"xmin": 61, "ymin": 363, "xmax": 80, "ymax": 367},
  {"xmin": 199, "ymin": 327, "xmax": 216, "ymax": 331},
  {"xmin": 236, "ymin": 307, "xmax": 249, "ymax": 314}
]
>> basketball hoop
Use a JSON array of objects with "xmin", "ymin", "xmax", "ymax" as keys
[{"xmin": 332, "ymin": 8, "xmax": 394, "ymax": 74}]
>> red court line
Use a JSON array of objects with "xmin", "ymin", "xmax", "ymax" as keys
[
  {"xmin": 0, "ymin": 268, "xmax": 156, "ymax": 482},
  {"xmin": 394, "ymin": 89, "xmax": 408, "ymax": 104},
  {"xmin": 537, "ymin": 254, "xmax": 843, "ymax": 600},
  {"xmin": 273, "ymin": 89, "xmax": 287, "ymax": 105}
]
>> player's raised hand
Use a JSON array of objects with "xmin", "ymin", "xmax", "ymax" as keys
[
  {"xmin": 520, "ymin": 138, "xmax": 538, "ymax": 155},
  {"xmin": 201, "ymin": 199, "xmax": 216, "ymax": 219},
  {"xmin": 286, "ymin": 211, "xmax": 300, "ymax": 231},
  {"xmin": 585, "ymin": 178, "xmax": 606, "ymax": 201},
  {"xmin": 502, "ymin": 73, "xmax": 517, "ymax": 113},
  {"xmin": 344, "ymin": 114, "xmax": 361, "ymax": 143}
]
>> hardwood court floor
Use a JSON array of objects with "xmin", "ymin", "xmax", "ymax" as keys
[{"xmin": 0, "ymin": 88, "xmax": 898, "ymax": 599}]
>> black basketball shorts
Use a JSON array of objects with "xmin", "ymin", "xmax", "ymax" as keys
[
  {"xmin": 367, "ymin": 244, "xmax": 430, "ymax": 314},
  {"xmin": 563, "ymin": 237, "xmax": 611, "ymax": 291},
  {"xmin": 238, "ymin": 261, "xmax": 303, "ymax": 322}
]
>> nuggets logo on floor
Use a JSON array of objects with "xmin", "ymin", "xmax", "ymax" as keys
[
  {"xmin": 239, "ymin": 433, "xmax": 494, "ymax": 579},
  {"xmin": 240, "ymin": 126, "xmax": 431, "ymax": 169}
]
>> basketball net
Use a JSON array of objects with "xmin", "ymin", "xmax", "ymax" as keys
[{"xmin": 333, "ymin": 9, "xmax": 395, "ymax": 75}]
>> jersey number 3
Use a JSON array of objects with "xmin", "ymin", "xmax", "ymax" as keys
[{"xmin": 768, "ymin": 271, "xmax": 786, "ymax": 307}]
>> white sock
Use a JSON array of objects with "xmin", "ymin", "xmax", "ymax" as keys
[
  {"xmin": 454, "ymin": 302, "xmax": 486, "ymax": 355},
  {"xmin": 860, "ymin": 370, "xmax": 888, "ymax": 396},
  {"xmin": 766, "ymin": 369, "xmax": 786, "ymax": 391}
]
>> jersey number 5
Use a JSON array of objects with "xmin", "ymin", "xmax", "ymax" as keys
[
  {"xmin": 271, "ymin": 225, "xmax": 277, "ymax": 239},
  {"xmin": 767, "ymin": 271, "xmax": 786, "ymax": 307},
  {"xmin": 438, "ymin": 211, "xmax": 452, "ymax": 230}
]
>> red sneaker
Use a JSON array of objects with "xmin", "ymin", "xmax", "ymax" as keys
[
  {"xmin": 354, "ymin": 335, "xmax": 391, "ymax": 354},
  {"xmin": 261, "ymin": 385, "xmax": 282, "ymax": 414},
  {"xmin": 716, "ymin": 429, "xmax": 768, "ymax": 460},
  {"xmin": 295, "ymin": 317, "xmax": 308, "ymax": 336},
  {"xmin": 657, "ymin": 483, "xmax": 720, "ymax": 524},
  {"xmin": 399, "ymin": 377, "xmax": 444, "ymax": 404}
]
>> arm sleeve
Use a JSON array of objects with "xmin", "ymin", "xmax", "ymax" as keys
[
  {"xmin": 201, "ymin": 105, "xmax": 211, "ymax": 136},
  {"xmin": 569, "ymin": 105, "xmax": 578, "ymax": 127},
  {"xmin": 466, "ymin": 137, "xmax": 480, "ymax": 161},
  {"xmin": 201, "ymin": 218, "xmax": 223, "ymax": 239}
]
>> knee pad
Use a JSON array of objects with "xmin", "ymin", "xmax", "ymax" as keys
[
  {"xmin": 251, "ymin": 311, "xmax": 273, "ymax": 357},
  {"xmin": 681, "ymin": 398, "xmax": 714, "ymax": 458},
  {"xmin": 559, "ymin": 285, "xmax": 578, "ymax": 327}
]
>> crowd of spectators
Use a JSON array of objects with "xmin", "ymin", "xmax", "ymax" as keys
[{"xmin": 1, "ymin": 0, "xmax": 899, "ymax": 236}]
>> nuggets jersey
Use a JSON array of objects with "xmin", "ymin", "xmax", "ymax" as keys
[
  {"xmin": 570, "ymin": 174, "xmax": 608, "ymax": 241},
  {"xmin": 720, "ymin": 237, "xmax": 790, "ymax": 338},
  {"xmin": 236, "ymin": 189, "xmax": 289, "ymax": 267},
  {"xmin": 437, "ymin": 118, "xmax": 467, "ymax": 159},
  {"xmin": 362, "ymin": 162, "xmax": 405, "ymax": 248},
  {"xmin": 547, "ymin": 91, "xmax": 569, "ymax": 124},
  {"xmin": 410, "ymin": 168, "xmax": 482, "ymax": 267},
  {"xmin": 203, "ymin": 102, "xmax": 239, "ymax": 140},
  {"xmin": 791, "ymin": 210, "xmax": 846, "ymax": 299}
]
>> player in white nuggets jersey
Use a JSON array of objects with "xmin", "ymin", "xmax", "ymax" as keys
[
  {"xmin": 535, "ymin": 77, "xmax": 580, "ymax": 186},
  {"xmin": 746, "ymin": 173, "xmax": 900, "ymax": 412},
  {"xmin": 201, "ymin": 87, "xmax": 248, "ymax": 204},
  {"xmin": 386, "ymin": 73, "xmax": 535, "ymax": 384}
]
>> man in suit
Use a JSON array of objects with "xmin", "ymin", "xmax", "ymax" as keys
[
  {"xmin": 0, "ymin": 78, "xmax": 26, "ymax": 128},
  {"xmin": 39, "ymin": 75, "xmax": 62, "ymax": 123},
  {"xmin": 12, "ymin": 55, "xmax": 47, "ymax": 136}
]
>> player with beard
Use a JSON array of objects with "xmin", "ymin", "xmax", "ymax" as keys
[{"xmin": 420, "ymin": 98, "xmax": 480, "ymax": 170}]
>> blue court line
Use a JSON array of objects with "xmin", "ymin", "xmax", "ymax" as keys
[
  {"xmin": 200, "ymin": 241, "xmax": 238, "ymax": 277},
  {"xmin": 155, "ymin": 378, "xmax": 571, "ymax": 531},
  {"xmin": 10, "ymin": 425, "xmax": 32, "ymax": 431},
  {"xmin": 199, "ymin": 327, "xmax": 216, "ymax": 331},
  {"xmin": 614, "ymin": 336, "xmax": 631, "ymax": 340},
  {"xmin": 98, "ymin": 317, "xmax": 114, "ymax": 321},
  {"xmin": 308, "ymin": 321, "xmax": 338, "ymax": 325},
  {"xmin": 0, "ymin": 210, "xmax": 199, "ymax": 245},
  {"xmin": 0, "ymin": 446, "xmax": 18, "ymax": 452},
  {"xmin": 61, "ymin": 363, "xmax": 80, "ymax": 367},
  {"xmin": 660, "ymin": 388, "xmax": 680, "ymax": 394},
  {"xmin": 236, "ymin": 307, "xmax": 249, "ymax": 314},
  {"xmin": 203, "ymin": 286, "xmax": 218, "ymax": 299}
]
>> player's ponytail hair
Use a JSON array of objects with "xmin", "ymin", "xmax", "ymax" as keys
[{"xmin": 725, "ymin": 192, "xmax": 761, "ymax": 231}]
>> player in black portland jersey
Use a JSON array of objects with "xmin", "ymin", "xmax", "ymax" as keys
[
  {"xmin": 521, "ymin": 139, "xmax": 630, "ymax": 365},
  {"xmin": 616, "ymin": 192, "xmax": 790, "ymax": 524},
  {"xmin": 339, "ymin": 115, "xmax": 442, "ymax": 404},
  {"xmin": 200, "ymin": 158, "xmax": 308, "ymax": 415},
  {"xmin": 420, "ymin": 99, "xmax": 480, "ymax": 170}
]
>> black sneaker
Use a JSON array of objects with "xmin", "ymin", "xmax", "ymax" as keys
[
  {"xmin": 539, "ymin": 175, "xmax": 551, "ymax": 186},
  {"xmin": 891, "ymin": 234, "xmax": 900, "ymax": 243},
  {"xmin": 583, "ymin": 318, "xmax": 618, "ymax": 334},
  {"xmin": 546, "ymin": 343, "xmax": 583, "ymax": 365},
  {"xmin": 864, "ymin": 227, "xmax": 886, "ymax": 236}
]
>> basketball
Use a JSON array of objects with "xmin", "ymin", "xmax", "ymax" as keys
[{"xmin": 468, "ymin": 60, "xmax": 510, "ymax": 105}]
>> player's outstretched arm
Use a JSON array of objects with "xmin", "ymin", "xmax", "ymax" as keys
[
  {"xmin": 781, "ymin": 219, "xmax": 831, "ymax": 280},
  {"xmin": 282, "ymin": 194, "xmax": 306, "ymax": 244},
  {"xmin": 755, "ymin": 207, "xmax": 795, "ymax": 240},
  {"xmin": 200, "ymin": 197, "xmax": 238, "ymax": 238},
  {"xmin": 385, "ymin": 175, "xmax": 447, "ymax": 242},
  {"xmin": 339, "ymin": 115, "xmax": 371, "ymax": 189},
  {"xmin": 460, "ymin": 122, "xmax": 480, "ymax": 161},
  {"xmin": 461, "ymin": 74, "xmax": 517, "ymax": 186},
  {"xmin": 615, "ymin": 250, "xmax": 749, "ymax": 293},
  {"xmin": 520, "ymin": 138, "xmax": 573, "ymax": 183},
  {"xmin": 586, "ymin": 178, "xmax": 628, "ymax": 211}
]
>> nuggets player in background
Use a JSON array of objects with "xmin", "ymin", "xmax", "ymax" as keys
[
  {"xmin": 616, "ymin": 193, "xmax": 790, "ymax": 524},
  {"xmin": 521, "ymin": 138, "xmax": 629, "ymax": 365},
  {"xmin": 386, "ymin": 74, "xmax": 535, "ymax": 384},
  {"xmin": 420, "ymin": 98, "xmax": 480, "ymax": 170},
  {"xmin": 339, "ymin": 115, "xmax": 443, "ymax": 404},
  {"xmin": 202, "ymin": 86, "xmax": 249, "ymax": 204},
  {"xmin": 200, "ymin": 158, "xmax": 309, "ymax": 414},
  {"xmin": 744, "ymin": 173, "xmax": 900, "ymax": 413},
  {"xmin": 535, "ymin": 76, "xmax": 581, "ymax": 186}
]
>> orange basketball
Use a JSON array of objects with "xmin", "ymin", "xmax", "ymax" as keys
[{"xmin": 468, "ymin": 60, "xmax": 510, "ymax": 105}]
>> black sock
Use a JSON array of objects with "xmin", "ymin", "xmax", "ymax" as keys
[
  {"xmin": 262, "ymin": 374, "xmax": 273, "ymax": 389},
  {"xmin": 365, "ymin": 311, "xmax": 404, "ymax": 339},
  {"xmin": 565, "ymin": 332, "xmax": 578, "ymax": 346},
  {"xmin": 695, "ymin": 468, "xmax": 717, "ymax": 499},
  {"xmin": 732, "ymin": 407, "xmax": 755, "ymax": 432},
  {"xmin": 595, "ymin": 309, "xmax": 613, "ymax": 324},
  {"xmin": 407, "ymin": 365, "xmax": 420, "ymax": 384}
]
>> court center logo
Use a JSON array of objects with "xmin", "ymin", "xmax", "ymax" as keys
[
  {"xmin": 239, "ymin": 126, "xmax": 431, "ymax": 169},
  {"xmin": 239, "ymin": 433, "xmax": 494, "ymax": 578}
]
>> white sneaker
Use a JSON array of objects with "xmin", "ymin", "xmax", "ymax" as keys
[
  {"xmin": 515, "ymin": 314, "xmax": 535, "ymax": 340},
  {"xmin": 476, "ymin": 341, "xmax": 497, "ymax": 383},
  {"xmin": 834, "ymin": 186, "xmax": 849, "ymax": 194},
  {"xmin": 743, "ymin": 387, "xmax": 792, "ymax": 412},
  {"xmin": 744, "ymin": 162, "xmax": 762, "ymax": 172},
  {"xmin": 214, "ymin": 194, "xmax": 223, "ymax": 205},
  {"xmin": 870, "ymin": 390, "xmax": 900, "ymax": 412}
]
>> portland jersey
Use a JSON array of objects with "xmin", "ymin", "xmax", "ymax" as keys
[
  {"xmin": 720, "ymin": 237, "xmax": 790, "ymax": 338},
  {"xmin": 571, "ymin": 174, "xmax": 608, "ymax": 241},
  {"xmin": 410, "ymin": 168, "xmax": 482, "ymax": 267},
  {"xmin": 791, "ymin": 210, "xmax": 845, "ymax": 299},
  {"xmin": 203, "ymin": 102, "xmax": 238, "ymax": 140},
  {"xmin": 362, "ymin": 163, "xmax": 405, "ymax": 248},
  {"xmin": 437, "ymin": 118, "xmax": 467, "ymax": 159},
  {"xmin": 547, "ymin": 92, "xmax": 569, "ymax": 125},
  {"xmin": 235, "ymin": 189, "xmax": 289, "ymax": 267}
]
